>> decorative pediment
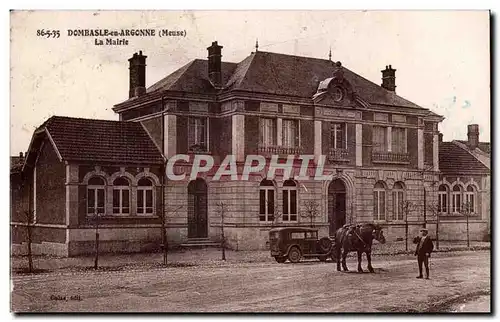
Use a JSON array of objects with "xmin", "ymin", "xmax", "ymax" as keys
[{"xmin": 312, "ymin": 61, "xmax": 360, "ymax": 107}]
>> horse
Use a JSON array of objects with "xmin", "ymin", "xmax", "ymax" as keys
[{"xmin": 334, "ymin": 223, "xmax": 386, "ymax": 273}]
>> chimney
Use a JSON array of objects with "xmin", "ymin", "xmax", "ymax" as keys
[
  {"xmin": 438, "ymin": 133, "xmax": 443, "ymax": 143},
  {"xmin": 19, "ymin": 152, "xmax": 24, "ymax": 159},
  {"xmin": 207, "ymin": 41, "xmax": 223, "ymax": 87},
  {"xmin": 128, "ymin": 51, "xmax": 147, "ymax": 98},
  {"xmin": 467, "ymin": 124, "xmax": 479, "ymax": 150},
  {"xmin": 381, "ymin": 65, "xmax": 396, "ymax": 92}
]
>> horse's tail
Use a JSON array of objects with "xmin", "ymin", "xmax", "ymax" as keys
[{"xmin": 335, "ymin": 228, "xmax": 348, "ymax": 251}]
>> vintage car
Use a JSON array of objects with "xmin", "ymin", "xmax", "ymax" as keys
[{"xmin": 269, "ymin": 227, "xmax": 335, "ymax": 263}]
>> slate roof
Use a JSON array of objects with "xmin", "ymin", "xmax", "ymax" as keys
[
  {"xmin": 147, "ymin": 59, "xmax": 238, "ymax": 94},
  {"xmin": 32, "ymin": 116, "xmax": 164, "ymax": 164},
  {"xmin": 143, "ymin": 51, "xmax": 425, "ymax": 109},
  {"xmin": 456, "ymin": 140, "xmax": 491, "ymax": 155},
  {"xmin": 439, "ymin": 141, "xmax": 490, "ymax": 174}
]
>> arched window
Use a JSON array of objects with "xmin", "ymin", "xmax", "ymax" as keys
[
  {"xmin": 438, "ymin": 185, "xmax": 449, "ymax": 214},
  {"xmin": 259, "ymin": 179, "xmax": 275, "ymax": 222},
  {"xmin": 465, "ymin": 185, "xmax": 476, "ymax": 214},
  {"xmin": 137, "ymin": 178, "xmax": 154, "ymax": 215},
  {"xmin": 113, "ymin": 177, "xmax": 130, "ymax": 215},
  {"xmin": 282, "ymin": 180, "xmax": 297, "ymax": 222},
  {"xmin": 392, "ymin": 182, "xmax": 405, "ymax": 221},
  {"xmin": 87, "ymin": 176, "xmax": 105, "ymax": 215},
  {"xmin": 452, "ymin": 185, "xmax": 462, "ymax": 214},
  {"xmin": 373, "ymin": 181, "xmax": 386, "ymax": 221}
]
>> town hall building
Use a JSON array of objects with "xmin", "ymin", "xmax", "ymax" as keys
[{"xmin": 11, "ymin": 41, "xmax": 487, "ymax": 256}]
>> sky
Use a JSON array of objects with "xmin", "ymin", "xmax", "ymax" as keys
[{"xmin": 9, "ymin": 10, "xmax": 490, "ymax": 155}]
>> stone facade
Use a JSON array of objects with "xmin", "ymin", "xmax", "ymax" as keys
[{"xmin": 16, "ymin": 43, "xmax": 492, "ymax": 256}]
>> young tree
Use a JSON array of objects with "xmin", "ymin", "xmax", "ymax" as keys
[
  {"xmin": 22, "ymin": 208, "xmax": 34, "ymax": 273},
  {"xmin": 270, "ymin": 200, "xmax": 283, "ymax": 227},
  {"xmin": 460, "ymin": 201, "xmax": 474, "ymax": 248},
  {"xmin": 301, "ymin": 200, "xmax": 320, "ymax": 228},
  {"xmin": 93, "ymin": 210, "xmax": 100, "ymax": 270},
  {"xmin": 426, "ymin": 202, "xmax": 441, "ymax": 250},
  {"xmin": 215, "ymin": 202, "xmax": 229, "ymax": 261},
  {"xmin": 400, "ymin": 200, "xmax": 419, "ymax": 251},
  {"xmin": 21, "ymin": 178, "xmax": 35, "ymax": 273},
  {"xmin": 161, "ymin": 205, "xmax": 183, "ymax": 265}
]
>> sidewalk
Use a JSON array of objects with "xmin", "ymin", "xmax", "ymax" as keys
[{"xmin": 11, "ymin": 241, "xmax": 490, "ymax": 274}]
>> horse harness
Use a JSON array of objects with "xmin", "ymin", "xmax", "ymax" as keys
[{"xmin": 353, "ymin": 229, "xmax": 370, "ymax": 250}]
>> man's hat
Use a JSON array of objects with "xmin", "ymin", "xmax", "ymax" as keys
[{"xmin": 420, "ymin": 228, "xmax": 429, "ymax": 232}]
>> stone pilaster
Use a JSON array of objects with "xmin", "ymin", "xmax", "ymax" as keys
[
  {"xmin": 387, "ymin": 126, "xmax": 392, "ymax": 152},
  {"xmin": 232, "ymin": 114, "xmax": 245, "ymax": 162},
  {"xmin": 417, "ymin": 128, "xmax": 424, "ymax": 169},
  {"xmin": 65, "ymin": 164, "xmax": 80, "ymax": 227},
  {"xmin": 355, "ymin": 123, "xmax": 362, "ymax": 166},
  {"xmin": 277, "ymin": 118, "xmax": 283, "ymax": 146},
  {"xmin": 164, "ymin": 114, "xmax": 177, "ymax": 158},
  {"xmin": 314, "ymin": 120, "xmax": 322, "ymax": 163},
  {"xmin": 433, "ymin": 133, "xmax": 439, "ymax": 171}
]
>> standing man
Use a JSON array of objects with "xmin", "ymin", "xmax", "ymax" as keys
[{"xmin": 413, "ymin": 228, "xmax": 434, "ymax": 279}]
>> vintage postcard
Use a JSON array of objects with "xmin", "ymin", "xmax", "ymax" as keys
[{"xmin": 9, "ymin": 10, "xmax": 491, "ymax": 313}]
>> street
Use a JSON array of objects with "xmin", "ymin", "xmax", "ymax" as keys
[{"xmin": 11, "ymin": 251, "xmax": 490, "ymax": 313}]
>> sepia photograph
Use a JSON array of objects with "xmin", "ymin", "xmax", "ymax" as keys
[{"xmin": 9, "ymin": 10, "xmax": 491, "ymax": 313}]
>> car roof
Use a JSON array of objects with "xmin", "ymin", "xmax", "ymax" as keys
[{"xmin": 269, "ymin": 227, "xmax": 318, "ymax": 233}]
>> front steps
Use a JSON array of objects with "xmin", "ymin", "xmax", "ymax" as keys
[{"xmin": 180, "ymin": 238, "xmax": 221, "ymax": 249}]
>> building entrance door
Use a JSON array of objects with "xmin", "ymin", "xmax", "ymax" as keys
[
  {"xmin": 187, "ymin": 179, "xmax": 208, "ymax": 238},
  {"xmin": 328, "ymin": 179, "xmax": 346, "ymax": 236}
]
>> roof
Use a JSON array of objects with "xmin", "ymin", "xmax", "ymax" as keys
[
  {"xmin": 142, "ymin": 51, "xmax": 426, "ymax": 109},
  {"xmin": 147, "ymin": 59, "xmax": 238, "ymax": 94},
  {"xmin": 29, "ymin": 116, "xmax": 164, "ymax": 165},
  {"xmin": 456, "ymin": 140, "xmax": 491, "ymax": 155},
  {"xmin": 439, "ymin": 141, "xmax": 490, "ymax": 174}
]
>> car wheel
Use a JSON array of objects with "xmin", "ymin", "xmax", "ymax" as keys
[
  {"xmin": 274, "ymin": 256, "xmax": 286, "ymax": 263},
  {"xmin": 318, "ymin": 237, "xmax": 332, "ymax": 253},
  {"xmin": 288, "ymin": 247, "xmax": 301, "ymax": 263},
  {"xmin": 318, "ymin": 255, "xmax": 328, "ymax": 262}
]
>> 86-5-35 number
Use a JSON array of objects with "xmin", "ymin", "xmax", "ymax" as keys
[{"xmin": 36, "ymin": 29, "xmax": 61, "ymax": 38}]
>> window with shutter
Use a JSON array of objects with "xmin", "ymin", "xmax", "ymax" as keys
[
  {"xmin": 391, "ymin": 127, "xmax": 407, "ymax": 153},
  {"xmin": 259, "ymin": 118, "xmax": 276, "ymax": 147},
  {"xmin": 282, "ymin": 119, "xmax": 299, "ymax": 148},
  {"xmin": 373, "ymin": 126, "xmax": 387, "ymax": 152}
]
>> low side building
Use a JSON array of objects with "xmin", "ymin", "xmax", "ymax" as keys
[
  {"xmin": 10, "ymin": 116, "xmax": 165, "ymax": 256},
  {"xmin": 437, "ymin": 124, "xmax": 490, "ymax": 241}
]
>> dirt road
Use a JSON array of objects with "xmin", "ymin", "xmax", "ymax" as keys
[{"xmin": 11, "ymin": 251, "xmax": 490, "ymax": 312}]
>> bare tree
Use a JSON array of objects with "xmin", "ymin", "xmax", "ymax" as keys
[
  {"xmin": 93, "ymin": 210, "xmax": 101, "ymax": 270},
  {"xmin": 22, "ymin": 208, "xmax": 34, "ymax": 273},
  {"xmin": 301, "ymin": 200, "xmax": 320, "ymax": 228},
  {"xmin": 426, "ymin": 202, "xmax": 441, "ymax": 250},
  {"xmin": 215, "ymin": 202, "xmax": 228, "ymax": 261},
  {"xmin": 400, "ymin": 200, "xmax": 419, "ymax": 251},
  {"xmin": 161, "ymin": 205, "xmax": 182, "ymax": 265},
  {"xmin": 21, "ymin": 178, "xmax": 35, "ymax": 273},
  {"xmin": 270, "ymin": 201, "xmax": 283, "ymax": 227},
  {"xmin": 460, "ymin": 201, "xmax": 474, "ymax": 248}
]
